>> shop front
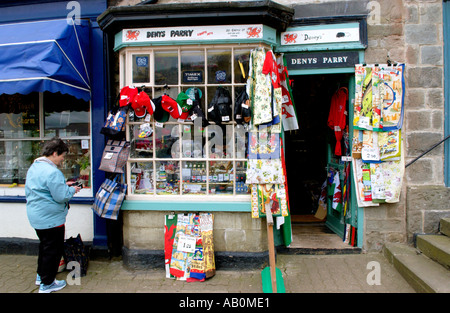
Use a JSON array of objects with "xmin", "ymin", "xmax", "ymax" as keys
[
  {"xmin": 98, "ymin": 1, "xmax": 296, "ymax": 268},
  {"xmin": 98, "ymin": 1, "xmax": 405, "ymax": 270},
  {"xmin": 0, "ymin": 0, "xmax": 108, "ymax": 251}
]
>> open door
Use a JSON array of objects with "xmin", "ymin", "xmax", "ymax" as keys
[{"xmin": 284, "ymin": 74, "xmax": 358, "ymax": 246}]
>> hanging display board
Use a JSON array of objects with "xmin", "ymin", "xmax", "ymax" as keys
[
  {"xmin": 351, "ymin": 63, "xmax": 405, "ymax": 206},
  {"xmin": 164, "ymin": 213, "xmax": 215, "ymax": 282}
]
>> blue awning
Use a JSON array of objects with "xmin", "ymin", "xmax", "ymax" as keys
[{"xmin": 0, "ymin": 19, "xmax": 91, "ymax": 101}]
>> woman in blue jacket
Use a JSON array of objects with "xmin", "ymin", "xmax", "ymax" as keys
[{"xmin": 25, "ymin": 137, "xmax": 81, "ymax": 293}]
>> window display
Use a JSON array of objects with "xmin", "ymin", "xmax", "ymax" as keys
[
  {"xmin": 0, "ymin": 92, "xmax": 91, "ymax": 189},
  {"xmin": 121, "ymin": 45, "xmax": 262, "ymax": 198}
]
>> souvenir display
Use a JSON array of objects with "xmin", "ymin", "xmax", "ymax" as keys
[
  {"xmin": 165, "ymin": 213, "xmax": 215, "ymax": 281},
  {"xmin": 250, "ymin": 183, "xmax": 288, "ymax": 218},
  {"xmin": 277, "ymin": 54, "xmax": 299, "ymax": 131},
  {"xmin": 354, "ymin": 64, "xmax": 404, "ymax": 132},
  {"xmin": 352, "ymin": 63, "xmax": 405, "ymax": 205}
]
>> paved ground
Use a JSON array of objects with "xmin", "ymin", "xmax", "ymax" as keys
[{"xmin": 0, "ymin": 252, "xmax": 415, "ymax": 293}]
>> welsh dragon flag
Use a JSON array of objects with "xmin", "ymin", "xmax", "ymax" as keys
[{"xmin": 277, "ymin": 54, "xmax": 299, "ymax": 131}]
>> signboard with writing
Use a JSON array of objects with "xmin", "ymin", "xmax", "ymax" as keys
[
  {"xmin": 281, "ymin": 23, "xmax": 360, "ymax": 46},
  {"xmin": 286, "ymin": 51, "xmax": 359, "ymax": 70},
  {"xmin": 183, "ymin": 71, "xmax": 203, "ymax": 83},
  {"xmin": 122, "ymin": 25, "xmax": 264, "ymax": 43}
]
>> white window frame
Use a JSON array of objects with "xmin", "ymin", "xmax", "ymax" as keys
[
  {"xmin": 0, "ymin": 92, "xmax": 93, "ymax": 197},
  {"xmin": 120, "ymin": 44, "xmax": 264, "ymax": 201}
]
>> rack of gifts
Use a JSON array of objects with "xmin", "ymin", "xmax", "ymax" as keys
[
  {"xmin": 352, "ymin": 63, "xmax": 405, "ymax": 206},
  {"xmin": 164, "ymin": 213, "xmax": 215, "ymax": 281},
  {"xmin": 244, "ymin": 47, "xmax": 298, "ymax": 219}
]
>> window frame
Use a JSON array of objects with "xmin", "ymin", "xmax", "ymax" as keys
[
  {"xmin": 121, "ymin": 44, "xmax": 263, "ymax": 201},
  {"xmin": 0, "ymin": 92, "xmax": 93, "ymax": 198}
]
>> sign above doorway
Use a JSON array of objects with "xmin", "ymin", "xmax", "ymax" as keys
[{"xmin": 285, "ymin": 51, "xmax": 360, "ymax": 70}]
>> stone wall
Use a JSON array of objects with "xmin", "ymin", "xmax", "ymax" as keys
[
  {"xmin": 123, "ymin": 211, "xmax": 267, "ymax": 251},
  {"xmin": 364, "ymin": 0, "xmax": 448, "ymax": 247},
  {"xmin": 122, "ymin": 210, "xmax": 268, "ymax": 268}
]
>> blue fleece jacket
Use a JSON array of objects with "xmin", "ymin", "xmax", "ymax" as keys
[{"xmin": 25, "ymin": 158, "xmax": 76, "ymax": 230}]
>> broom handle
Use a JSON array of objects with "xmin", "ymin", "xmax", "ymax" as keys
[{"xmin": 266, "ymin": 207, "xmax": 277, "ymax": 293}]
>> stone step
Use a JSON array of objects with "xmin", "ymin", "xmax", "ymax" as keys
[
  {"xmin": 440, "ymin": 218, "xmax": 450, "ymax": 237},
  {"xmin": 383, "ymin": 243, "xmax": 450, "ymax": 293},
  {"xmin": 416, "ymin": 234, "xmax": 450, "ymax": 270}
]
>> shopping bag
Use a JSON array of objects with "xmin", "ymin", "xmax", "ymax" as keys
[
  {"xmin": 101, "ymin": 180, "xmax": 127, "ymax": 220},
  {"xmin": 64, "ymin": 234, "xmax": 89, "ymax": 277},
  {"xmin": 99, "ymin": 140, "xmax": 130, "ymax": 173},
  {"xmin": 92, "ymin": 178, "xmax": 117, "ymax": 218},
  {"xmin": 100, "ymin": 107, "xmax": 127, "ymax": 139},
  {"xmin": 92, "ymin": 177, "xmax": 127, "ymax": 220}
]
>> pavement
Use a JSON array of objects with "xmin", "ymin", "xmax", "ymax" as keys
[{"xmin": 0, "ymin": 252, "xmax": 416, "ymax": 294}]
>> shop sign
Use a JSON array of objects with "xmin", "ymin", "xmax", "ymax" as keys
[
  {"xmin": 122, "ymin": 25, "xmax": 264, "ymax": 43},
  {"xmin": 281, "ymin": 23, "xmax": 360, "ymax": 46},
  {"xmin": 286, "ymin": 51, "xmax": 359, "ymax": 70},
  {"xmin": 183, "ymin": 71, "xmax": 203, "ymax": 83}
]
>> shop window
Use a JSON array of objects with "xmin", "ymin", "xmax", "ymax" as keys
[
  {"xmin": 122, "ymin": 45, "xmax": 258, "ymax": 199},
  {"xmin": 132, "ymin": 54, "xmax": 150, "ymax": 84},
  {"xmin": 0, "ymin": 92, "xmax": 92, "ymax": 196},
  {"xmin": 207, "ymin": 49, "xmax": 231, "ymax": 84},
  {"xmin": 155, "ymin": 50, "xmax": 178, "ymax": 85}
]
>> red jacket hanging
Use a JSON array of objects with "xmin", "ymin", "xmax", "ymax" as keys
[{"xmin": 327, "ymin": 87, "xmax": 348, "ymax": 156}]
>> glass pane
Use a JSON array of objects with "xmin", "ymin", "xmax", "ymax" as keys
[
  {"xmin": 63, "ymin": 139, "xmax": 91, "ymax": 187},
  {"xmin": 130, "ymin": 162, "xmax": 154, "ymax": 194},
  {"xmin": 208, "ymin": 160, "xmax": 233, "ymax": 195},
  {"xmin": 207, "ymin": 49, "xmax": 231, "ymax": 84},
  {"xmin": 182, "ymin": 161, "xmax": 206, "ymax": 195},
  {"xmin": 0, "ymin": 93, "xmax": 40, "ymax": 138},
  {"xmin": 234, "ymin": 49, "xmax": 251, "ymax": 84},
  {"xmin": 207, "ymin": 124, "xmax": 233, "ymax": 159},
  {"xmin": 235, "ymin": 161, "xmax": 249, "ymax": 194},
  {"xmin": 155, "ymin": 50, "xmax": 178, "ymax": 85},
  {"xmin": 180, "ymin": 124, "xmax": 205, "ymax": 158},
  {"xmin": 43, "ymin": 92, "xmax": 90, "ymax": 137},
  {"xmin": 156, "ymin": 160, "xmax": 179, "ymax": 195},
  {"xmin": 155, "ymin": 124, "xmax": 179, "ymax": 158},
  {"xmin": 181, "ymin": 50, "xmax": 204, "ymax": 85},
  {"xmin": 0, "ymin": 140, "xmax": 38, "ymax": 184},
  {"xmin": 235, "ymin": 124, "xmax": 248, "ymax": 159},
  {"xmin": 132, "ymin": 54, "xmax": 150, "ymax": 83},
  {"xmin": 130, "ymin": 124, "xmax": 153, "ymax": 158}
]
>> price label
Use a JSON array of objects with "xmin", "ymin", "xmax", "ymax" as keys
[
  {"xmin": 358, "ymin": 116, "xmax": 371, "ymax": 129},
  {"xmin": 362, "ymin": 147, "xmax": 380, "ymax": 161},
  {"xmin": 177, "ymin": 235, "xmax": 196, "ymax": 253}
]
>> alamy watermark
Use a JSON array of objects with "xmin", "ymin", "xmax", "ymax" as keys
[
  {"xmin": 66, "ymin": 261, "xmax": 81, "ymax": 285},
  {"xmin": 66, "ymin": 1, "xmax": 81, "ymax": 25},
  {"xmin": 367, "ymin": 1, "xmax": 381, "ymax": 25},
  {"xmin": 366, "ymin": 261, "xmax": 381, "ymax": 285}
]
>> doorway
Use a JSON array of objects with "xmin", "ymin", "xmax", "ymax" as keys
[{"xmin": 284, "ymin": 73, "xmax": 356, "ymax": 250}]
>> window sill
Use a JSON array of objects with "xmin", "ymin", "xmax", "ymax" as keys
[
  {"xmin": 121, "ymin": 199, "xmax": 251, "ymax": 212},
  {"xmin": 0, "ymin": 196, "xmax": 94, "ymax": 204}
]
